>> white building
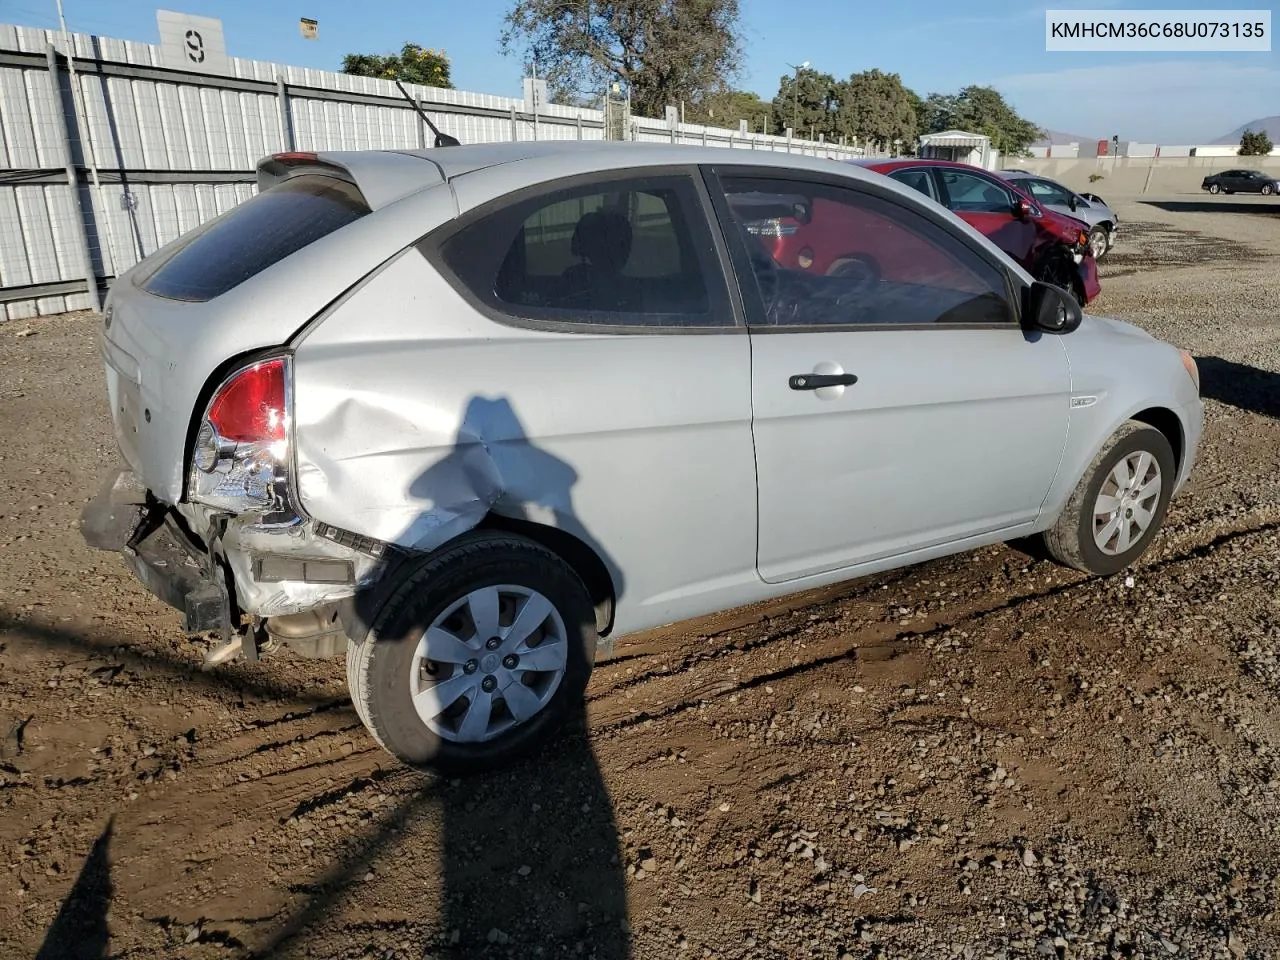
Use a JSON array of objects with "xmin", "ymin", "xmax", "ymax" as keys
[{"xmin": 917, "ymin": 130, "xmax": 995, "ymax": 169}]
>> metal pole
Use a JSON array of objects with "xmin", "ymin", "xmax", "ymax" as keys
[
  {"xmin": 510, "ymin": 105, "xmax": 518, "ymax": 141},
  {"xmin": 55, "ymin": 0, "xmax": 120, "ymax": 284},
  {"xmin": 276, "ymin": 75, "xmax": 295, "ymax": 151},
  {"xmin": 45, "ymin": 42, "xmax": 100, "ymax": 312},
  {"xmin": 531, "ymin": 57, "xmax": 540, "ymax": 142}
]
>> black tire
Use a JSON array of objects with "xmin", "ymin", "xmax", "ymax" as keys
[
  {"xmin": 346, "ymin": 531, "xmax": 597, "ymax": 774},
  {"xmin": 1263, "ymin": 184, "xmax": 1274, "ymax": 196},
  {"xmin": 1208, "ymin": 183, "xmax": 1221, "ymax": 194},
  {"xmin": 1088, "ymin": 226, "xmax": 1108, "ymax": 260},
  {"xmin": 1035, "ymin": 249, "xmax": 1082, "ymax": 305},
  {"xmin": 1042, "ymin": 421, "xmax": 1176, "ymax": 576}
]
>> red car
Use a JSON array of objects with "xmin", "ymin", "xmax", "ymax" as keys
[{"xmin": 850, "ymin": 159, "xmax": 1100, "ymax": 306}]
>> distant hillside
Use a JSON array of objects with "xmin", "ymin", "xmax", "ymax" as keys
[
  {"xmin": 1213, "ymin": 116, "xmax": 1280, "ymax": 145},
  {"xmin": 1031, "ymin": 128, "xmax": 1098, "ymax": 147}
]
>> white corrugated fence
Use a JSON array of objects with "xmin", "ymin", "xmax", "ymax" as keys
[{"xmin": 0, "ymin": 22, "xmax": 863, "ymax": 320}]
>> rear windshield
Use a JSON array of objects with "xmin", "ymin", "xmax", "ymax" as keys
[{"xmin": 136, "ymin": 174, "xmax": 370, "ymax": 302}]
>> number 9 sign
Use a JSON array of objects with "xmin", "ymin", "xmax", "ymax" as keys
[
  {"xmin": 184, "ymin": 29, "xmax": 205, "ymax": 64},
  {"xmin": 157, "ymin": 11, "xmax": 229, "ymax": 75}
]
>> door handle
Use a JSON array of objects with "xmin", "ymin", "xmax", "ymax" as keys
[{"xmin": 789, "ymin": 373, "xmax": 858, "ymax": 390}]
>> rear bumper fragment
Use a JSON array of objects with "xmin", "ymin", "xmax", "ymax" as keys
[{"xmin": 80, "ymin": 468, "xmax": 233, "ymax": 635}]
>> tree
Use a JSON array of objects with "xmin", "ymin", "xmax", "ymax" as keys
[
  {"xmin": 1239, "ymin": 129, "xmax": 1274, "ymax": 156},
  {"xmin": 835, "ymin": 69, "xmax": 918, "ymax": 151},
  {"xmin": 770, "ymin": 68, "xmax": 840, "ymax": 139},
  {"xmin": 688, "ymin": 89, "xmax": 772, "ymax": 132},
  {"xmin": 342, "ymin": 43, "xmax": 452, "ymax": 89},
  {"xmin": 919, "ymin": 85, "xmax": 1042, "ymax": 156},
  {"xmin": 500, "ymin": 0, "xmax": 743, "ymax": 120}
]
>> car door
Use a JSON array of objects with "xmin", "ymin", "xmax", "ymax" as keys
[
  {"xmin": 933, "ymin": 168, "xmax": 1040, "ymax": 272},
  {"xmin": 703, "ymin": 166, "xmax": 1072, "ymax": 584}
]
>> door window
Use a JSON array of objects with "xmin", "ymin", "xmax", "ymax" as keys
[
  {"xmin": 1024, "ymin": 179, "xmax": 1074, "ymax": 205},
  {"xmin": 718, "ymin": 176, "xmax": 1016, "ymax": 328},
  {"xmin": 937, "ymin": 170, "xmax": 1016, "ymax": 214}
]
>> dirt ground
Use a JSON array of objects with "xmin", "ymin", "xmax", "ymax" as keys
[{"xmin": 3, "ymin": 193, "xmax": 1280, "ymax": 960}]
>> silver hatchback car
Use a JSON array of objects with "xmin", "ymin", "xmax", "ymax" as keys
[
  {"xmin": 81, "ymin": 142, "xmax": 1203, "ymax": 772},
  {"xmin": 999, "ymin": 169, "xmax": 1120, "ymax": 260}
]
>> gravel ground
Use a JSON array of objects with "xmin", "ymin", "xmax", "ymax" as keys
[{"xmin": 3, "ymin": 194, "xmax": 1280, "ymax": 960}]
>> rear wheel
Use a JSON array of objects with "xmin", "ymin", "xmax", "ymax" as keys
[
  {"xmin": 1263, "ymin": 184, "xmax": 1274, "ymax": 196},
  {"xmin": 1043, "ymin": 421, "xmax": 1175, "ymax": 576},
  {"xmin": 346, "ymin": 532, "xmax": 597, "ymax": 773}
]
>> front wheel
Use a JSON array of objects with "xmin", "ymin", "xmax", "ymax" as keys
[
  {"xmin": 1035, "ymin": 250, "xmax": 1084, "ymax": 306},
  {"xmin": 346, "ymin": 532, "xmax": 597, "ymax": 773},
  {"xmin": 1208, "ymin": 183, "xmax": 1221, "ymax": 194},
  {"xmin": 1088, "ymin": 226, "xmax": 1109, "ymax": 260},
  {"xmin": 1042, "ymin": 421, "xmax": 1176, "ymax": 576}
]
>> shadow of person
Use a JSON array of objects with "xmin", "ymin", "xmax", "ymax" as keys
[
  {"xmin": 350, "ymin": 395, "xmax": 630, "ymax": 957},
  {"xmin": 1196, "ymin": 355, "xmax": 1280, "ymax": 420},
  {"xmin": 435, "ymin": 701, "xmax": 629, "ymax": 957},
  {"xmin": 36, "ymin": 818, "xmax": 114, "ymax": 960}
]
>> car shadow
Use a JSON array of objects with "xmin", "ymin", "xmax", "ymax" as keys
[
  {"xmin": 263, "ymin": 394, "xmax": 630, "ymax": 957},
  {"xmin": 35, "ymin": 818, "xmax": 114, "ymax": 960},
  {"xmin": 1196, "ymin": 355, "xmax": 1280, "ymax": 419},
  {"xmin": 1138, "ymin": 200, "xmax": 1280, "ymax": 217}
]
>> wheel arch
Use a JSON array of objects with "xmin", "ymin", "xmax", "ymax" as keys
[
  {"xmin": 478, "ymin": 512, "xmax": 618, "ymax": 637},
  {"xmin": 1043, "ymin": 403, "xmax": 1187, "ymax": 526},
  {"xmin": 1129, "ymin": 406, "xmax": 1184, "ymax": 474}
]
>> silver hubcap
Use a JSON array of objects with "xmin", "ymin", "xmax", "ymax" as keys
[
  {"xmin": 1092, "ymin": 451, "xmax": 1162, "ymax": 556},
  {"xmin": 1090, "ymin": 230, "xmax": 1107, "ymax": 258},
  {"xmin": 409, "ymin": 585, "xmax": 568, "ymax": 743}
]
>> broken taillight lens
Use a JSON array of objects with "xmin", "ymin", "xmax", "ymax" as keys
[{"xmin": 189, "ymin": 356, "xmax": 298, "ymax": 524}]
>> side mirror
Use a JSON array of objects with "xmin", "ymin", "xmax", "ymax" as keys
[
  {"xmin": 1013, "ymin": 197, "xmax": 1032, "ymax": 220},
  {"xmin": 1024, "ymin": 280, "xmax": 1082, "ymax": 334}
]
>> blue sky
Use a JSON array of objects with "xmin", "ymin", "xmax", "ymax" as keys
[{"xmin": 7, "ymin": 0, "xmax": 1278, "ymax": 143}]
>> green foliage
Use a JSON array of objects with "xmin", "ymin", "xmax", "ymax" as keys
[
  {"xmin": 1239, "ymin": 129, "xmax": 1274, "ymax": 156},
  {"xmin": 770, "ymin": 68, "xmax": 840, "ymax": 139},
  {"xmin": 499, "ymin": 0, "xmax": 743, "ymax": 119},
  {"xmin": 836, "ymin": 69, "xmax": 918, "ymax": 151},
  {"xmin": 919, "ymin": 85, "xmax": 1042, "ymax": 155},
  {"xmin": 1088, "ymin": 173, "xmax": 1105, "ymax": 182},
  {"xmin": 342, "ymin": 43, "xmax": 452, "ymax": 89},
  {"xmin": 688, "ymin": 89, "xmax": 773, "ymax": 132}
]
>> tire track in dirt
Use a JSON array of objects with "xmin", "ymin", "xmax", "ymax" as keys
[{"xmin": 587, "ymin": 514, "xmax": 1280, "ymax": 736}]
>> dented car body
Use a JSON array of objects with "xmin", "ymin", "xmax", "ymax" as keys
[{"xmin": 82, "ymin": 141, "xmax": 1203, "ymax": 771}]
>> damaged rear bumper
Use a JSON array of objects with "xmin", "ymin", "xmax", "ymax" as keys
[
  {"xmin": 80, "ymin": 468, "xmax": 232, "ymax": 634},
  {"xmin": 80, "ymin": 467, "xmax": 387, "ymax": 642}
]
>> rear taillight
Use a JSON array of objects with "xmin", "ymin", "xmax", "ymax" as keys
[{"xmin": 189, "ymin": 356, "xmax": 298, "ymax": 524}]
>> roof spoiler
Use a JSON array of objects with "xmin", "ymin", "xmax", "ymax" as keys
[{"xmin": 395, "ymin": 80, "xmax": 461, "ymax": 148}]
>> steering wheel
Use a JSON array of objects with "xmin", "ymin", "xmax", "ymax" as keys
[{"xmin": 825, "ymin": 253, "xmax": 881, "ymax": 288}]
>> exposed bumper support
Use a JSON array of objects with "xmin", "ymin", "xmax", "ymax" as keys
[{"xmin": 80, "ymin": 468, "xmax": 234, "ymax": 636}]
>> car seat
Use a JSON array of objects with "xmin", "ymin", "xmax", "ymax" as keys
[{"xmin": 560, "ymin": 210, "xmax": 634, "ymax": 309}]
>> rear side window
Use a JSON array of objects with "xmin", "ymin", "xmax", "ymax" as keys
[
  {"xmin": 436, "ymin": 174, "xmax": 731, "ymax": 329},
  {"xmin": 887, "ymin": 168, "xmax": 939, "ymax": 203},
  {"xmin": 136, "ymin": 175, "xmax": 369, "ymax": 302}
]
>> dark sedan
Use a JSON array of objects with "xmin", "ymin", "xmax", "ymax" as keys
[{"xmin": 1201, "ymin": 169, "xmax": 1280, "ymax": 196}]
